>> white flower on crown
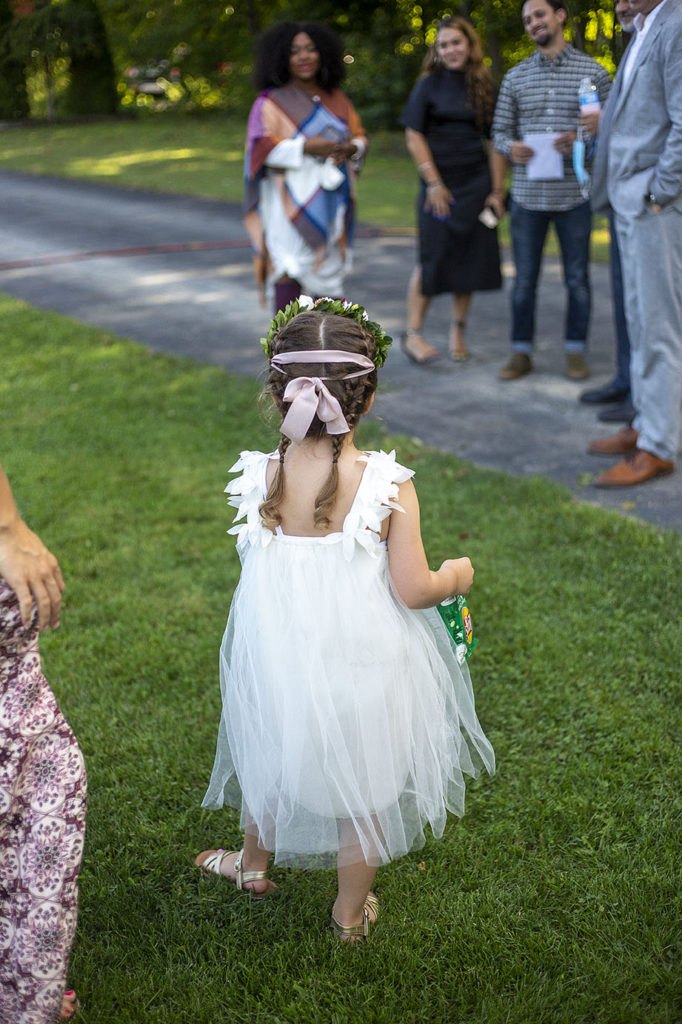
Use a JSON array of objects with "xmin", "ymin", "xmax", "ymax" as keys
[
  {"xmin": 340, "ymin": 299, "xmax": 369, "ymax": 321},
  {"xmin": 298, "ymin": 294, "xmax": 315, "ymax": 309}
]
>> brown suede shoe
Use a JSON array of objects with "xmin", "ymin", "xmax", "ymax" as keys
[
  {"xmin": 587, "ymin": 425, "xmax": 639, "ymax": 456},
  {"xmin": 566, "ymin": 352, "xmax": 590, "ymax": 379},
  {"xmin": 593, "ymin": 449, "xmax": 675, "ymax": 488},
  {"xmin": 499, "ymin": 352, "xmax": 533, "ymax": 380}
]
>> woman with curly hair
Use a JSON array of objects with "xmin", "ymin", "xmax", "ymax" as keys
[
  {"xmin": 244, "ymin": 21, "xmax": 368, "ymax": 313},
  {"xmin": 401, "ymin": 17, "xmax": 504, "ymax": 363}
]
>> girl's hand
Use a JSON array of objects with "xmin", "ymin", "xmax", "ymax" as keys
[
  {"xmin": 440, "ymin": 557, "xmax": 474, "ymax": 596},
  {"xmin": 424, "ymin": 182, "xmax": 454, "ymax": 220}
]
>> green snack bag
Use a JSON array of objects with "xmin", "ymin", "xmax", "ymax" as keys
[{"xmin": 437, "ymin": 595, "xmax": 478, "ymax": 664}]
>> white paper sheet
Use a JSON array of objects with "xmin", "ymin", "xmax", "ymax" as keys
[{"xmin": 523, "ymin": 133, "xmax": 563, "ymax": 180}]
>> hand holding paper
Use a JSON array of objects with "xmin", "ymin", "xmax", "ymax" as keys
[{"xmin": 523, "ymin": 133, "xmax": 563, "ymax": 180}]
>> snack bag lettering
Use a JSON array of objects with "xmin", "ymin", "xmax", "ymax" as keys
[{"xmin": 437, "ymin": 595, "xmax": 479, "ymax": 664}]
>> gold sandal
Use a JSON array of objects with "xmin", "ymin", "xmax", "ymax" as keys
[
  {"xmin": 330, "ymin": 892, "xmax": 379, "ymax": 941},
  {"xmin": 195, "ymin": 848, "xmax": 275, "ymax": 898},
  {"xmin": 450, "ymin": 319, "xmax": 470, "ymax": 362},
  {"xmin": 401, "ymin": 330, "xmax": 441, "ymax": 365}
]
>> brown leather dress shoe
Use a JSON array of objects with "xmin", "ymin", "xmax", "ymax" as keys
[
  {"xmin": 593, "ymin": 449, "xmax": 675, "ymax": 487},
  {"xmin": 587, "ymin": 425, "xmax": 639, "ymax": 456}
]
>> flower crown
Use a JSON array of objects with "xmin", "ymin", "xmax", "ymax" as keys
[{"xmin": 260, "ymin": 296, "xmax": 392, "ymax": 368}]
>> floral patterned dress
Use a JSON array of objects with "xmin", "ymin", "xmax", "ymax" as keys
[{"xmin": 0, "ymin": 579, "xmax": 86, "ymax": 1024}]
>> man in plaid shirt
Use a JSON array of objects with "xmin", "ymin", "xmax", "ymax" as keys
[{"xmin": 492, "ymin": 0, "xmax": 611, "ymax": 380}]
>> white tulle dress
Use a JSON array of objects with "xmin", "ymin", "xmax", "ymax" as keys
[{"xmin": 202, "ymin": 449, "xmax": 495, "ymax": 868}]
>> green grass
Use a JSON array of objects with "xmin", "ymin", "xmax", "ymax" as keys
[
  {"xmin": 0, "ymin": 114, "xmax": 610, "ymax": 258},
  {"xmin": 3, "ymin": 292, "xmax": 679, "ymax": 1023}
]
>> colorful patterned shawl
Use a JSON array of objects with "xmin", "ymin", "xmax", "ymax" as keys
[{"xmin": 243, "ymin": 84, "xmax": 366, "ymax": 289}]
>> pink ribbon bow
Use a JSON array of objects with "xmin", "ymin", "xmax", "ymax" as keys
[{"xmin": 280, "ymin": 376, "xmax": 349, "ymax": 443}]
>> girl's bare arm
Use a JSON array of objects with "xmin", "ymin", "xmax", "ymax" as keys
[{"xmin": 386, "ymin": 479, "xmax": 473, "ymax": 609}]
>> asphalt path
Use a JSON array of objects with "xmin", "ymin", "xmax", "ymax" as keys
[{"xmin": 1, "ymin": 169, "xmax": 679, "ymax": 530}]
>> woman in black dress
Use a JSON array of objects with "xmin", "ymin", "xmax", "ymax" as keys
[{"xmin": 401, "ymin": 17, "xmax": 504, "ymax": 363}]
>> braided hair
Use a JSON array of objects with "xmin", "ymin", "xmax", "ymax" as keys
[{"xmin": 260, "ymin": 311, "xmax": 378, "ymax": 532}]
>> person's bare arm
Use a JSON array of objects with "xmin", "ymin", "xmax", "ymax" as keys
[
  {"xmin": 386, "ymin": 479, "xmax": 473, "ymax": 609},
  {"xmin": 0, "ymin": 462, "xmax": 64, "ymax": 629},
  {"xmin": 405, "ymin": 127, "xmax": 454, "ymax": 219},
  {"xmin": 486, "ymin": 146, "xmax": 508, "ymax": 219}
]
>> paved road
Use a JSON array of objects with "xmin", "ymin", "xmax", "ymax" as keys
[{"xmin": 1, "ymin": 170, "xmax": 679, "ymax": 530}]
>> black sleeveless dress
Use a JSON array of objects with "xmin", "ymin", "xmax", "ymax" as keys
[{"xmin": 401, "ymin": 69, "xmax": 502, "ymax": 296}]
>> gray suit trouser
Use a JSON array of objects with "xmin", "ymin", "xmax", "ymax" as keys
[{"xmin": 614, "ymin": 207, "xmax": 682, "ymax": 462}]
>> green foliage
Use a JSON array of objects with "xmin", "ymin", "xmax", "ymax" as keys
[
  {"xmin": 0, "ymin": 0, "xmax": 29, "ymax": 118},
  {"xmin": 1, "ymin": 0, "xmax": 67, "ymax": 118},
  {"xmin": 100, "ymin": 0, "xmax": 262, "ymax": 115},
  {"xmin": 343, "ymin": 12, "xmax": 423, "ymax": 130},
  {"xmin": 260, "ymin": 296, "xmax": 393, "ymax": 366},
  {"xmin": 0, "ymin": 0, "xmax": 635, "ymax": 125},
  {"xmin": 94, "ymin": 0, "xmax": 631, "ymax": 125},
  {"xmin": 0, "ymin": 0, "xmax": 117, "ymax": 118},
  {"xmin": 60, "ymin": 0, "xmax": 117, "ymax": 115},
  {"xmin": 2, "ymin": 292, "xmax": 680, "ymax": 1023}
]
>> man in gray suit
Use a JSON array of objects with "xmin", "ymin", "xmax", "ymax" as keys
[{"xmin": 588, "ymin": 0, "xmax": 682, "ymax": 486}]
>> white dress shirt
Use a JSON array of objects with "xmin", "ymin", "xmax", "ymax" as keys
[{"xmin": 622, "ymin": 0, "xmax": 671, "ymax": 86}]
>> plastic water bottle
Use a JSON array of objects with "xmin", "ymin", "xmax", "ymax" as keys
[
  {"xmin": 576, "ymin": 76, "xmax": 600, "ymax": 194},
  {"xmin": 578, "ymin": 77, "xmax": 600, "ymax": 115}
]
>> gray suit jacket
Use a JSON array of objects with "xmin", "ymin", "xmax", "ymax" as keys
[{"xmin": 591, "ymin": 0, "xmax": 682, "ymax": 216}]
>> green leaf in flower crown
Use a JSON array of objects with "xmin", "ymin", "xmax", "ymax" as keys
[{"xmin": 260, "ymin": 296, "xmax": 393, "ymax": 367}]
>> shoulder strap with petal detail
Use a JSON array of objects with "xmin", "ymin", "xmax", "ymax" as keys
[
  {"xmin": 341, "ymin": 450, "xmax": 415, "ymax": 561},
  {"xmin": 225, "ymin": 450, "xmax": 275, "ymax": 550}
]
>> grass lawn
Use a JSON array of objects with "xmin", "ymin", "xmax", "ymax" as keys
[
  {"xmin": 3, "ymin": 292, "xmax": 679, "ymax": 1023},
  {"xmin": 0, "ymin": 114, "xmax": 610, "ymax": 259}
]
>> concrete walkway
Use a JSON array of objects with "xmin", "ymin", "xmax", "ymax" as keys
[{"xmin": 1, "ymin": 170, "xmax": 679, "ymax": 530}]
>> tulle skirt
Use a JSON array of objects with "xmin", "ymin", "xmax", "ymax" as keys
[{"xmin": 202, "ymin": 536, "xmax": 494, "ymax": 868}]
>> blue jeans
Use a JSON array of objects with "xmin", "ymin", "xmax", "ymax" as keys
[{"xmin": 509, "ymin": 198, "xmax": 592, "ymax": 353}]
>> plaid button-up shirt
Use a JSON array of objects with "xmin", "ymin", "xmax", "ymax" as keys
[{"xmin": 493, "ymin": 45, "xmax": 612, "ymax": 211}]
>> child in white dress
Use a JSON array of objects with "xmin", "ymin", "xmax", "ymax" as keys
[{"xmin": 196, "ymin": 298, "xmax": 494, "ymax": 941}]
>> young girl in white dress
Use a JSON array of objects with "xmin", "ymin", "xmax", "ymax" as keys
[{"xmin": 196, "ymin": 298, "xmax": 494, "ymax": 941}]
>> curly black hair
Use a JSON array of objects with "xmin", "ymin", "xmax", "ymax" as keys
[{"xmin": 253, "ymin": 21, "xmax": 346, "ymax": 92}]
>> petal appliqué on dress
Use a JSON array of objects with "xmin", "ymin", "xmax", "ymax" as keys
[
  {"xmin": 342, "ymin": 450, "xmax": 415, "ymax": 560},
  {"xmin": 225, "ymin": 450, "xmax": 275, "ymax": 550}
]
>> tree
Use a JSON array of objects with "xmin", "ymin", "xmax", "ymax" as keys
[
  {"xmin": 0, "ymin": 1, "xmax": 30, "ymax": 119},
  {"xmin": 61, "ymin": 0, "xmax": 117, "ymax": 115},
  {"xmin": 4, "ymin": 0, "xmax": 66, "ymax": 119},
  {"xmin": 1, "ymin": 0, "xmax": 117, "ymax": 119},
  {"xmin": 89, "ymin": 1, "xmax": 631, "ymax": 126}
]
